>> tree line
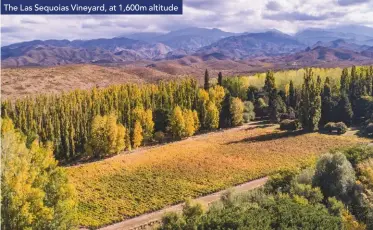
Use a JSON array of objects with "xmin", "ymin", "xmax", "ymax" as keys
[
  {"xmin": 1, "ymin": 76, "xmax": 252, "ymax": 161},
  {"xmin": 2, "ymin": 65, "xmax": 372, "ymax": 161}
]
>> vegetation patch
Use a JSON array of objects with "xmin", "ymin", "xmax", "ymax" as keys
[{"xmin": 67, "ymin": 125, "xmax": 368, "ymax": 228}]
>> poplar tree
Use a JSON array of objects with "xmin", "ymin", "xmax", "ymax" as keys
[
  {"xmin": 132, "ymin": 120, "xmax": 143, "ymax": 148},
  {"xmin": 230, "ymin": 97, "xmax": 244, "ymax": 126}
]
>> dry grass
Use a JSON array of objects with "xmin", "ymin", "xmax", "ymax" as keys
[{"xmin": 67, "ymin": 124, "xmax": 369, "ymax": 228}]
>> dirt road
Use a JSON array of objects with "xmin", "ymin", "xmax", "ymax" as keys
[{"xmin": 99, "ymin": 177, "xmax": 268, "ymax": 230}]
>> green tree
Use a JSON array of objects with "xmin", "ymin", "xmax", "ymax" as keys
[
  {"xmin": 1, "ymin": 121, "xmax": 77, "ymax": 229},
  {"xmin": 217, "ymin": 72, "xmax": 223, "ymax": 86},
  {"xmin": 340, "ymin": 68, "xmax": 350, "ymax": 94},
  {"xmin": 337, "ymin": 93, "xmax": 353, "ymax": 126},
  {"xmin": 288, "ymin": 80, "xmax": 297, "ymax": 108},
  {"xmin": 204, "ymin": 69, "xmax": 210, "ymax": 90},
  {"xmin": 313, "ymin": 153, "xmax": 356, "ymax": 202},
  {"xmin": 299, "ymin": 68, "xmax": 322, "ymax": 131},
  {"xmin": 230, "ymin": 97, "xmax": 244, "ymax": 126}
]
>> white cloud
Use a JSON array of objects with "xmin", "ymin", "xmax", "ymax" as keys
[{"xmin": 1, "ymin": 0, "xmax": 373, "ymax": 45}]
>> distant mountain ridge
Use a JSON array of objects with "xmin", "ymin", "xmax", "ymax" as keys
[{"xmin": 2, "ymin": 26, "xmax": 373, "ymax": 68}]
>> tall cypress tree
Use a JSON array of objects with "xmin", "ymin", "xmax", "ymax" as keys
[
  {"xmin": 288, "ymin": 80, "xmax": 296, "ymax": 108},
  {"xmin": 340, "ymin": 68, "xmax": 350, "ymax": 94},
  {"xmin": 299, "ymin": 68, "xmax": 322, "ymax": 131},
  {"xmin": 204, "ymin": 69, "xmax": 210, "ymax": 90},
  {"xmin": 218, "ymin": 72, "xmax": 223, "ymax": 86}
]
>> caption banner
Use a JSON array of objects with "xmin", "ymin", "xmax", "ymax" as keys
[{"xmin": 1, "ymin": 0, "xmax": 182, "ymax": 14}]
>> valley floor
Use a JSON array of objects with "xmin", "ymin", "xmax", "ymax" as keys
[{"xmin": 67, "ymin": 122, "xmax": 369, "ymax": 228}]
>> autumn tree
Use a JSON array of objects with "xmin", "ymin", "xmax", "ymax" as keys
[
  {"xmin": 1, "ymin": 119, "xmax": 77, "ymax": 229},
  {"xmin": 85, "ymin": 113, "xmax": 126, "ymax": 158},
  {"xmin": 209, "ymin": 85, "xmax": 226, "ymax": 112},
  {"xmin": 205, "ymin": 102, "xmax": 219, "ymax": 129},
  {"xmin": 230, "ymin": 97, "xmax": 244, "ymax": 126},
  {"xmin": 132, "ymin": 120, "xmax": 143, "ymax": 148},
  {"xmin": 169, "ymin": 106, "xmax": 186, "ymax": 139},
  {"xmin": 183, "ymin": 109, "xmax": 199, "ymax": 137}
]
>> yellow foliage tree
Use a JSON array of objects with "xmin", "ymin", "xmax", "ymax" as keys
[
  {"xmin": 230, "ymin": 97, "xmax": 244, "ymax": 126},
  {"xmin": 1, "ymin": 121, "xmax": 77, "ymax": 229},
  {"xmin": 132, "ymin": 106, "xmax": 154, "ymax": 140},
  {"xmin": 169, "ymin": 106, "xmax": 186, "ymax": 139},
  {"xmin": 132, "ymin": 120, "xmax": 143, "ymax": 148},
  {"xmin": 85, "ymin": 113, "xmax": 126, "ymax": 158},
  {"xmin": 209, "ymin": 85, "xmax": 226, "ymax": 111},
  {"xmin": 183, "ymin": 109, "xmax": 199, "ymax": 137},
  {"xmin": 205, "ymin": 102, "xmax": 219, "ymax": 129}
]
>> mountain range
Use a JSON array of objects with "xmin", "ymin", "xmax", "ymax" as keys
[{"xmin": 2, "ymin": 25, "xmax": 373, "ymax": 68}]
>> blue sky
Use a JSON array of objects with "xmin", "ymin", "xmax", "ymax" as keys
[{"xmin": 1, "ymin": 0, "xmax": 373, "ymax": 45}]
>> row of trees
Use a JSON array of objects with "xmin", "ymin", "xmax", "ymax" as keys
[
  {"xmin": 248, "ymin": 66, "xmax": 373, "ymax": 131},
  {"xmin": 2, "ymin": 77, "xmax": 250, "ymax": 161},
  {"xmin": 158, "ymin": 145, "xmax": 373, "ymax": 229}
]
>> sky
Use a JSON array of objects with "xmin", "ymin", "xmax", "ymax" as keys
[{"xmin": 1, "ymin": 0, "xmax": 373, "ymax": 45}]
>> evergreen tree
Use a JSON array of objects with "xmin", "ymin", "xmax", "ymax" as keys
[
  {"xmin": 340, "ymin": 68, "xmax": 350, "ymax": 94},
  {"xmin": 299, "ymin": 68, "xmax": 322, "ymax": 131},
  {"xmin": 337, "ymin": 93, "xmax": 353, "ymax": 126},
  {"xmin": 204, "ymin": 69, "xmax": 210, "ymax": 90},
  {"xmin": 288, "ymin": 80, "xmax": 296, "ymax": 108},
  {"xmin": 321, "ymin": 77, "xmax": 338, "ymax": 125},
  {"xmin": 218, "ymin": 72, "xmax": 223, "ymax": 86},
  {"xmin": 264, "ymin": 70, "xmax": 276, "ymax": 95}
]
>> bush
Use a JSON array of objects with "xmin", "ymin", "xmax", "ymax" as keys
[
  {"xmin": 324, "ymin": 122, "xmax": 347, "ymax": 134},
  {"xmin": 335, "ymin": 122, "xmax": 348, "ymax": 134},
  {"xmin": 324, "ymin": 122, "xmax": 336, "ymax": 133},
  {"xmin": 280, "ymin": 119, "xmax": 299, "ymax": 131}
]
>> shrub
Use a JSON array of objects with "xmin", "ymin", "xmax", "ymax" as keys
[
  {"xmin": 324, "ymin": 122, "xmax": 336, "ymax": 133},
  {"xmin": 324, "ymin": 122, "xmax": 347, "ymax": 134},
  {"xmin": 280, "ymin": 119, "xmax": 299, "ymax": 131},
  {"xmin": 335, "ymin": 122, "xmax": 348, "ymax": 134},
  {"xmin": 243, "ymin": 101, "xmax": 255, "ymax": 123}
]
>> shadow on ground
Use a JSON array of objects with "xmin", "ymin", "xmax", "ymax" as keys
[{"xmin": 226, "ymin": 130, "xmax": 306, "ymax": 145}]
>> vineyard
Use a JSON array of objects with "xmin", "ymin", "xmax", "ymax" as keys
[{"xmin": 67, "ymin": 124, "xmax": 369, "ymax": 228}]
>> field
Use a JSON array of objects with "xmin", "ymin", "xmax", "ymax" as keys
[{"xmin": 67, "ymin": 123, "xmax": 369, "ymax": 228}]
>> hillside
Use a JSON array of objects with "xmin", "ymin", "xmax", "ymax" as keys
[{"xmin": 196, "ymin": 31, "xmax": 305, "ymax": 59}]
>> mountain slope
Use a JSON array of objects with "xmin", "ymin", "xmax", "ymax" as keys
[{"xmin": 196, "ymin": 31, "xmax": 305, "ymax": 59}]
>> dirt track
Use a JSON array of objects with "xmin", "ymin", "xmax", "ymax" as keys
[{"xmin": 98, "ymin": 177, "xmax": 268, "ymax": 230}]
